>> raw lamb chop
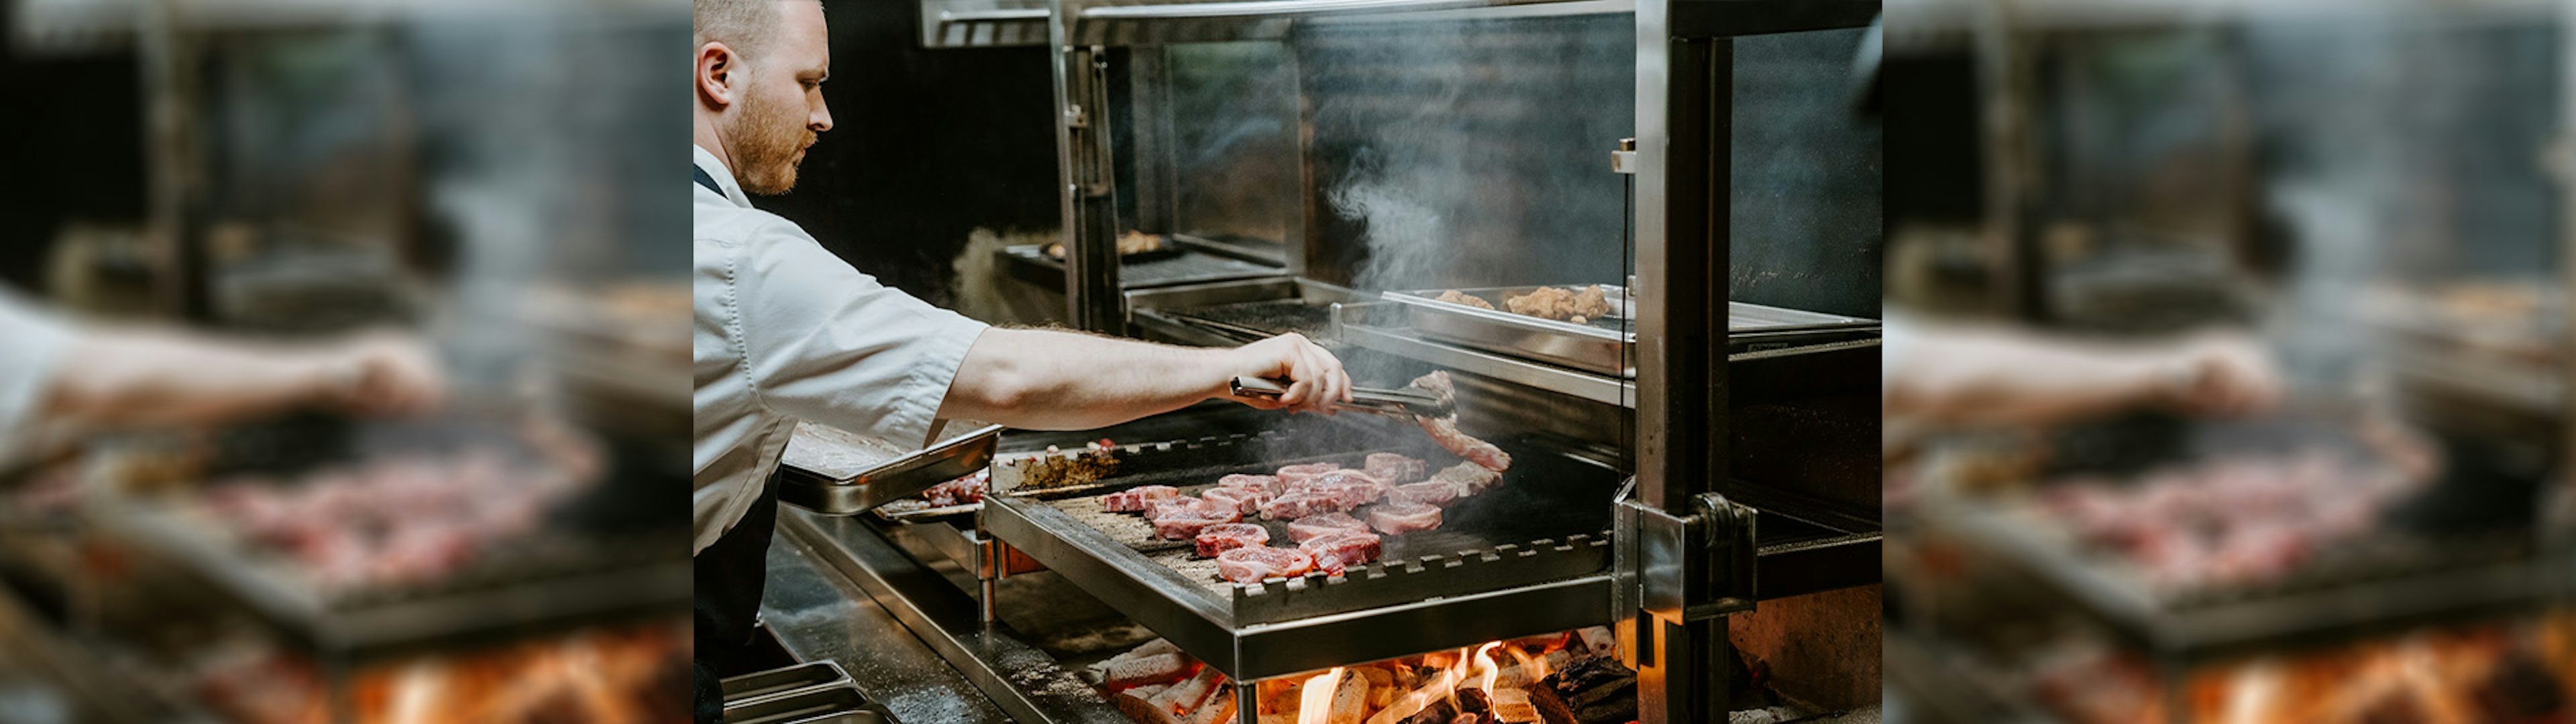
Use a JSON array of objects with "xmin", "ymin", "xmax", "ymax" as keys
[
  {"xmin": 1276, "ymin": 462, "xmax": 1343, "ymax": 487},
  {"xmin": 1430, "ymin": 461, "xmax": 1503, "ymax": 494},
  {"xmin": 1217, "ymin": 474, "xmax": 1282, "ymax": 495},
  {"xmin": 1363, "ymin": 452, "xmax": 1428, "ymax": 484},
  {"xmin": 1259, "ymin": 491, "xmax": 1348, "ymax": 520},
  {"xmin": 1287, "ymin": 511, "xmax": 1369, "ymax": 542},
  {"xmin": 1299, "ymin": 530, "xmax": 1383, "ymax": 575},
  {"xmin": 1408, "ymin": 371, "xmax": 1512, "ymax": 472},
  {"xmin": 1367, "ymin": 500, "xmax": 1444, "ymax": 535},
  {"xmin": 1194, "ymin": 523, "xmax": 1271, "ymax": 558},
  {"xmin": 1102, "ymin": 485, "xmax": 1181, "ymax": 513},
  {"xmin": 1201, "ymin": 486, "xmax": 1268, "ymax": 516},
  {"xmin": 1216, "ymin": 546, "xmax": 1313, "ymax": 584},
  {"xmin": 1306, "ymin": 469, "xmax": 1389, "ymax": 507},
  {"xmin": 1152, "ymin": 499, "xmax": 1242, "ymax": 540},
  {"xmin": 1390, "ymin": 480, "xmax": 1464, "ymax": 507}
]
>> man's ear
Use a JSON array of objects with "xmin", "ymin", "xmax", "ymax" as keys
[{"xmin": 696, "ymin": 42, "xmax": 740, "ymax": 110}]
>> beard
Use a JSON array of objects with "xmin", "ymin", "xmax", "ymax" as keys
[{"xmin": 726, "ymin": 88, "xmax": 814, "ymax": 196}]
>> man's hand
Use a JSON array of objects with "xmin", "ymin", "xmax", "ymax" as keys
[
  {"xmin": 1219, "ymin": 333, "xmax": 1352, "ymax": 414},
  {"xmin": 2155, "ymin": 333, "xmax": 2282, "ymax": 417},
  {"xmin": 314, "ymin": 333, "xmax": 447, "ymax": 417}
]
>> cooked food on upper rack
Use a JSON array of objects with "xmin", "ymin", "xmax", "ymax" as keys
[
  {"xmin": 1436, "ymin": 289, "xmax": 1498, "ymax": 310},
  {"xmin": 1408, "ymin": 371, "xmax": 1512, "ymax": 472},
  {"xmin": 1043, "ymin": 229, "xmax": 1169, "ymax": 259},
  {"xmin": 1502, "ymin": 284, "xmax": 1614, "ymax": 324}
]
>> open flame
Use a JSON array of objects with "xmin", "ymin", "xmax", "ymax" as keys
[
  {"xmin": 1295, "ymin": 666, "xmax": 1345, "ymax": 724},
  {"xmin": 1508, "ymin": 646, "xmax": 1550, "ymax": 685},
  {"xmin": 1471, "ymin": 642, "xmax": 1503, "ymax": 695}
]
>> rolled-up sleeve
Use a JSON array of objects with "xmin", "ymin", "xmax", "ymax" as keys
[
  {"xmin": 733, "ymin": 221, "xmax": 989, "ymax": 446},
  {"xmin": 0, "ymin": 292, "xmax": 74, "ymax": 466}
]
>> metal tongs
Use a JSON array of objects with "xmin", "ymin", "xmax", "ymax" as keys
[{"xmin": 1230, "ymin": 376, "xmax": 1453, "ymax": 418}]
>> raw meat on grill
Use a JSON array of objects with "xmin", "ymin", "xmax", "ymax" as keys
[
  {"xmin": 922, "ymin": 470, "xmax": 988, "ymax": 507},
  {"xmin": 1217, "ymin": 473, "xmax": 1282, "ymax": 495},
  {"xmin": 1390, "ymin": 480, "xmax": 1464, "ymax": 507},
  {"xmin": 1276, "ymin": 462, "xmax": 1343, "ymax": 487},
  {"xmin": 1408, "ymin": 371, "xmax": 1513, "ymax": 472},
  {"xmin": 1367, "ymin": 501, "xmax": 1444, "ymax": 535},
  {"xmin": 1298, "ymin": 530, "xmax": 1383, "ymax": 575},
  {"xmin": 1102, "ymin": 485, "xmax": 1181, "ymax": 513},
  {"xmin": 1200, "ymin": 486, "xmax": 1268, "ymax": 516},
  {"xmin": 1216, "ymin": 546, "xmax": 1315, "ymax": 584},
  {"xmin": 1152, "ymin": 499, "xmax": 1242, "ymax": 540},
  {"xmin": 1363, "ymin": 452, "xmax": 1429, "ymax": 484},
  {"xmin": 1430, "ymin": 461, "xmax": 1503, "ymax": 494},
  {"xmin": 1287, "ymin": 511, "xmax": 1369, "ymax": 542},
  {"xmin": 1258, "ymin": 491, "xmax": 1349, "ymax": 520},
  {"xmin": 1301, "ymin": 469, "xmax": 1389, "ymax": 507},
  {"xmin": 1194, "ymin": 523, "xmax": 1271, "ymax": 558}
]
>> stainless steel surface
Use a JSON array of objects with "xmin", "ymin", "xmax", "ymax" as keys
[
  {"xmin": 1336, "ymin": 301, "xmax": 1638, "ymax": 406},
  {"xmin": 760, "ymin": 526, "xmax": 1022, "ymax": 724},
  {"xmin": 918, "ymin": 0, "xmax": 1048, "ymax": 47},
  {"xmin": 775, "ymin": 512, "xmax": 1137, "ymax": 724},
  {"xmin": 1058, "ymin": 0, "xmax": 1613, "ymax": 44},
  {"xmin": 720, "ymin": 682, "xmax": 883, "ymax": 724},
  {"xmin": 1385, "ymin": 285, "xmax": 1638, "ymax": 377},
  {"xmin": 1002, "ymin": 243, "xmax": 1286, "ymax": 292},
  {"xmin": 778, "ymin": 424, "xmax": 1002, "ymax": 517},
  {"xmin": 1227, "ymin": 375, "xmax": 1453, "ymax": 417},
  {"xmin": 721, "ymin": 661, "xmax": 855, "ymax": 707},
  {"xmin": 1055, "ymin": 31, "xmax": 1127, "ymax": 333},
  {"xmin": 1123, "ymin": 276, "xmax": 1300, "ymax": 313}
]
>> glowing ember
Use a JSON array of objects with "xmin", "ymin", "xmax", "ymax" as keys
[{"xmin": 1295, "ymin": 667, "xmax": 1344, "ymax": 724}]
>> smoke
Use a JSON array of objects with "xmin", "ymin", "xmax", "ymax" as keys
[{"xmin": 1301, "ymin": 13, "xmax": 1634, "ymax": 292}]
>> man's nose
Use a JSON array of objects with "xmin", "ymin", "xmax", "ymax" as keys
[{"xmin": 812, "ymin": 97, "xmax": 833, "ymax": 133}]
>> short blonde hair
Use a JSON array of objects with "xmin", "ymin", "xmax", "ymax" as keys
[{"xmin": 694, "ymin": 0, "xmax": 814, "ymax": 60}]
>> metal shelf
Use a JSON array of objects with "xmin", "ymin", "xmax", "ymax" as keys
[{"xmin": 1336, "ymin": 301, "xmax": 1637, "ymax": 407}]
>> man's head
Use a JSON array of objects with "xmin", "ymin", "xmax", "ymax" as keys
[{"xmin": 694, "ymin": 0, "xmax": 833, "ymax": 195}]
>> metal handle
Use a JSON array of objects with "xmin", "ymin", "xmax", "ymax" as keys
[{"xmin": 1227, "ymin": 376, "xmax": 1450, "ymax": 417}]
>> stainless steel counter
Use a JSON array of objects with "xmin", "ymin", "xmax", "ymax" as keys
[{"xmin": 760, "ymin": 528, "xmax": 1015, "ymax": 724}]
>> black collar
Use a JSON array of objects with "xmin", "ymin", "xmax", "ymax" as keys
[{"xmin": 693, "ymin": 165, "xmax": 724, "ymax": 196}]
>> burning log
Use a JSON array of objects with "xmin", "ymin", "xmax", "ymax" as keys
[
  {"xmin": 1454, "ymin": 688, "xmax": 1493, "ymax": 719},
  {"xmin": 1392, "ymin": 701, "xmax": 1457, "ymax": 724},
  {"xmin": 1525, "ymin": 657, "xmax": 1638, "ymax": 724}
]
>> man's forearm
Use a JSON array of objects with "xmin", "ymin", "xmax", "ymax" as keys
[
  {"xmin": 940, "ymin": 328, "xmax": 1232, "ymax": 430},
  {"xmin": 44, "ymin": 329, "xmax": 340, "ymax": 428}
]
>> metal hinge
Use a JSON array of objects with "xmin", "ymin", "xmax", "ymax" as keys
[
  {"xmin": 1612, "ymin": 479, "xmax": 1758, "ymax": 634},
  {"xmin": 1611, "ymin": 137, "xmax": 1638, "ymax": 175}
]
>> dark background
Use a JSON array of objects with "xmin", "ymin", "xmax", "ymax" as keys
[
  {"xmin": 743, "ymin": 0, "xmax": 1062, "ymax": 307},
  {"xmin": 0, "ymin": 10, "xmax": 149, "ymax": 292}
]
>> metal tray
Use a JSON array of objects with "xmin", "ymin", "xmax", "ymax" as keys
[
  {"xmin": 779, "ymin": 423, "xmax": 1004, "ymax": 516},
  {"xmin": 1381, "ymin": 286, "xmax": 1877, "ymax": 377},
  {"xmin": 721, "ymin": 661, "xmax": 855, "ymax": 706},
  {"xmin": 722, "ymin": 681, "xmax": 885, "ymax": 724}
]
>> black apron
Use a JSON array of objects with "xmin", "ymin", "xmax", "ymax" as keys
[{"xmin": 692, "ymin": 471, "xmax": 782, "ymax": 723}]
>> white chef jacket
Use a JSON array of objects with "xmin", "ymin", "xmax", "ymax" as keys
[
  {"xmin": 0, "ymin": 289, "xmax": 74, "ymax": 469},
  {"xmin": 692, "ymin": 145, "xmax": 990, "ymax": 554}
]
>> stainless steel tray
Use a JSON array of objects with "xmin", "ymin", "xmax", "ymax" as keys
[
  {"xmin": 1381, "ymin": 286, "xmax": 1878, "ymax": 377},
  {"xmin": 720, "ymin": 661, "xmax": 855, "ymax": 706},
  {"xmin": 779, "ymin": 423, "xmax": 1004, "ymax": 516},
  {"xmin": 721, "ymin": 680, "xmax": 885, "ymax": 724}
]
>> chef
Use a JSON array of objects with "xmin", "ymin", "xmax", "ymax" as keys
[
  {"xmin": 0, "ymin": 287, "xmax": 443, "ymax": 469},
  {"xmin": 689, "ymin": 0, "xmax": 1354, "ymax": 718}
]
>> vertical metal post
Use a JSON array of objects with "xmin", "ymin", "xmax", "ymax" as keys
[
  {"xmin": 139, "ymin": 0, "xmax": 209, "ymax": 321},
  {"xmin": 1236, "ymin": 681, "xmax": 1259, "ymax": 724},
  {"xmin": 1049, "ymin": 1, "xmax": 1126, "ymax": 333},
  {"xmin": 1631, "ymin": 0, "xmax": 1729, "ymax": 719}
]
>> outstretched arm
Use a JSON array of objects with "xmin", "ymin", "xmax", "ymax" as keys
[
  {"xmin": 44, "ymin": 328, "xmax": 444, "ymax": 428},
  {"xmin": 939, "ymin": 329, "xmax": 1350, "ymax": 430}
]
